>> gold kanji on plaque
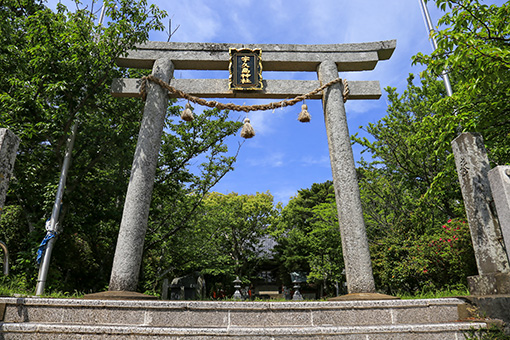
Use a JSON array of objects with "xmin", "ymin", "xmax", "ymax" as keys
[{"xmin": 229, "ymin": 48, "xmax": 263, "ymax": 90}]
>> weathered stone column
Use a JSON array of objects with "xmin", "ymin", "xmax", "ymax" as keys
[
  {"xmin": 451, "ymin": 133, "xmax": 510, "ymax": 295},
  {"xmin": 318, "ymin": 60, "xmax": 376, "ymax": 294},
  {"xmin": 488, "ymin": 166, "xmax": 510, "ymax": 262},
  {"xmin": 0, "ymin": 129, "xmax": 20, "ymax": 214},
  {"xmin": 109, "ymin": 58, "xmax": 174, "ymax": 291}
]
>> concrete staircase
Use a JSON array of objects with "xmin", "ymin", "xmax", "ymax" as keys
[{"xmin": 0, "ymin": 296, "xmax": 486, "ymax": 339}]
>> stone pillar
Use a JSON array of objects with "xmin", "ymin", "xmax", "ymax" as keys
[
  {"xmin": 451, "ymin": 133, "xmax": 510, "ymax": 295},
  {"xmin": 317, "ymin": 60, "xmax": 376, "ymax": 294},
  {"xmin": 109, "ymin": 58, "xmax": 174, "ymax": 291},
  {"xmin": 0, "ymin": 129, "xmax": 20, "ymax": 214},
  {"xmin": 488, "ymin": 166, "xmax": 510, "ymax": 262}
]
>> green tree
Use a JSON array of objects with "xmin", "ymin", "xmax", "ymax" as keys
[
  {"xmin": 414, "ymin": 0, "xmax": 510, "ymax": 165},
  {"xmin": 354, "ymin": 73, "xmax": 465, "ymax": 237},
  {"xmin": 306, "ymin": 200, "xmax": 344, "ymax": 296},
  {"xmin": 140, "ymin": 111, "xmax": 243, "ymax": 293},
  {"xmin": 366, "ymin": 0, "xmax": 510, "ymax": 293},
  {"xmin": 200, "ymin": 192, "xmax": 278, "ymax": 280},
  {"xmin": 351, "ymin": 0, "xmax": 510, "ymax": 292},
  {"xmin": 143, "ymin": 191, "xmax": 279, "ymax": 295},
  {"xmin": 353, "ymin": 73, "xmax": 479, "ymax": 294},
  {"xmin": 272, "ymin": 181, "xmax": 343, "ymax": 296},
  {"xmin": 0, "ymin": 0, "xmax": 243, "ymax": 294},
  {"xmin": 0, "ymin": 0, "xmax": 167, "ymax": 292}
]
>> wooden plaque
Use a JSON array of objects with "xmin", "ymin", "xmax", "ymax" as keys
[{"xmin": 229, "ymin": 48, "xmax": 263, "ymax": 91}]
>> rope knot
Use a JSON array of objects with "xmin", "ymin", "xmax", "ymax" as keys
[
  {"xmin": 140, "ymin": 76, "xmax": 148, "ymax": 101},
  {"xmin": 343, "ymin": 79, "xmax": 350, "ymax": 103},
  {"xmin": 181, "ymin": 103, "xmax": 194, "ymax": 121}
]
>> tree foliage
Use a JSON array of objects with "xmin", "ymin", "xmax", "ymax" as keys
[
  {"xmin": 353, "ymin": 72, "xmax": 479, "ymax": 293},
  {"xmin": 0, "ymin": 0, "xmax": 167, "ymax": 292},
  {"xmin": 141, "ymin": 191, "xmax": 279, "ymax": 294},
  {"xmin": 272, "ymin": 181, "xmax": 343, "ymax": 296},
  {"xmin": 415, "ymin": 0, "xmax": 510, "ymax": 165},
  {"xmin": 354, "ymin": 74, "xmax": 465, "ymax": 235},
  {"xmin": 351, "ymin": 0, "xmax": 510, "ymax": 293},
  {"xmin": 0, "ymin": 0, "xmax": 242, "ymax": 294},
  {"xmin": 199, "ymin": 192, "xmax": 278, "ymax": 279}
]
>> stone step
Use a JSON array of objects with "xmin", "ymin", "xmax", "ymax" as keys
[
  {"xmin": 1, "ymin": 297, "xmax": 472, "ymax": 328},
  {"xmin": 0, "ymin": 321, "xmax": 487, "ymax": 340},
  {"xmin": 0, "ymin": 297, "xmax": 487, "ymax": 339}
]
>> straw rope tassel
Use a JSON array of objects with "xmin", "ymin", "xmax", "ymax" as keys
[
  {"xmin": 240, "ymin": 118, "xmax": 255, "ymax": 139},
  {"xmin": 181, "ymin": 102, "xmax": 194, "ymax": 121},
  {"xmin": 298, "ymin": 102, "xmax": 311, "ymax": 123}
]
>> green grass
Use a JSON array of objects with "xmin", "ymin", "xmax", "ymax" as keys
[
  {"xmin": 0, "ymin": 286, "xmax": 84, "ymax": 298},
  {"xmin": 464, "ymin": 325, "xmax": 510, "ymax": 340},
  {"xmin": 1, "ymin": 275, "xmax": 470, "ymax": 301},
  {"xmin": 0, "ymin": 277, "xmax": 84, "ymax": 298},
  {"xmin": 397, "ymin": 286, "xmax": 470, "ymax": 300}
]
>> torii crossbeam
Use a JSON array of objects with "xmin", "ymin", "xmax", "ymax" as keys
[{"xmin": 110, "ymin": 40, "xmax": 396, "ymax": 294}]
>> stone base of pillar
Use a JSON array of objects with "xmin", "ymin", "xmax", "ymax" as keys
[
  {"xmin": 468, "ymin": 273, "xmax": 510, "ymax": 296},
  {"xmin": 462, "ymin": 295, "xmax": 510, "ymax": 335},
  {"xmin": 328, "ymin": 293, "xmax": 399, "ymax": 301},
  {"xmin": 82, "ymin": 291, "xmax": 157, "ymax": 300}
]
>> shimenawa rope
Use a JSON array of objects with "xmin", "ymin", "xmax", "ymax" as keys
[
  {"xmin": 139, "ymin": 75, "xmax": 351, "ymax": 112},
  {"xmin": 140, "ymin": 75, "xmax": 350, "ymax": 138}
]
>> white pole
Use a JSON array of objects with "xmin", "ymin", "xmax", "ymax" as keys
[
  {"xmin": 35, "ymin": 122, "xmax": 78, "ymax": 295},
  {"xmin": 98, "ymin": 3, "xmax": 106, "ymax": 25},
  {"xmin": 95, "ymin": 4, "xmax": 107, "ymax": 42},
  {"xmin": 419, "ymin": 0, "xmax": 453, "ymax": 97},
  {"xmin": 35, "ymin": 3, "xmax": 107, "ymax": 296}
]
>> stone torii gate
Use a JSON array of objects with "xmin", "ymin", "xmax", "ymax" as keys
[{"xmin": 110, "ymin": 40, "xmax": 396, "ymax": 294}]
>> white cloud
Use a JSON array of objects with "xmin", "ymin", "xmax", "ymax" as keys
[
  {"xmin": 266, "ymin": 0, "xmax": 292, "ymax": 27},
  {"xmin": 246, "ymin": 109, "xmax": 277, "ymax": 136},
  {"xmin": 301, "ymin": 155, "xmax": 330, "ymax": 167},
  {"xmin": 272, "ymin": 188, "xmax": 298, "ymax": 205},
  {"xmin": 247, "ymin": 151, "xmax": 285, "ymax": 168},
  {"xmin": 157, "ymin": 1, "xmax": 221, "ymax": 42},
  {"xmin": 243, "ymin": 103, "xmax": 293, "ymax": 137},
  {"xmin": 344, "ymin": 100, "xmax": 380, "ymax": 115}
]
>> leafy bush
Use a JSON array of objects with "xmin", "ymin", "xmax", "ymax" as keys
[{"xmin": 371, "ymin": 219, "xmax": 477, "ymax": 295}]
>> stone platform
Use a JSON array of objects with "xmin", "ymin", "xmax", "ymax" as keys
[{"xmin": 0, "ymin": 297, "xmax": 486, "ymax": 339}]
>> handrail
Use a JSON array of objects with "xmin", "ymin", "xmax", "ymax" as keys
[{"xmin": 0, "ymin": 241, "xmax": 8, "ymax": 275}]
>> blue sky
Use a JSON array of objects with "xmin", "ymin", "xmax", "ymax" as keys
[
  {"xmin": 154, "ymin": 0, "xmax": 443, "ymax": 205},
  {"xmin": 48, "ymin": 0, "xmax": 504, "ymax": 205}
]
